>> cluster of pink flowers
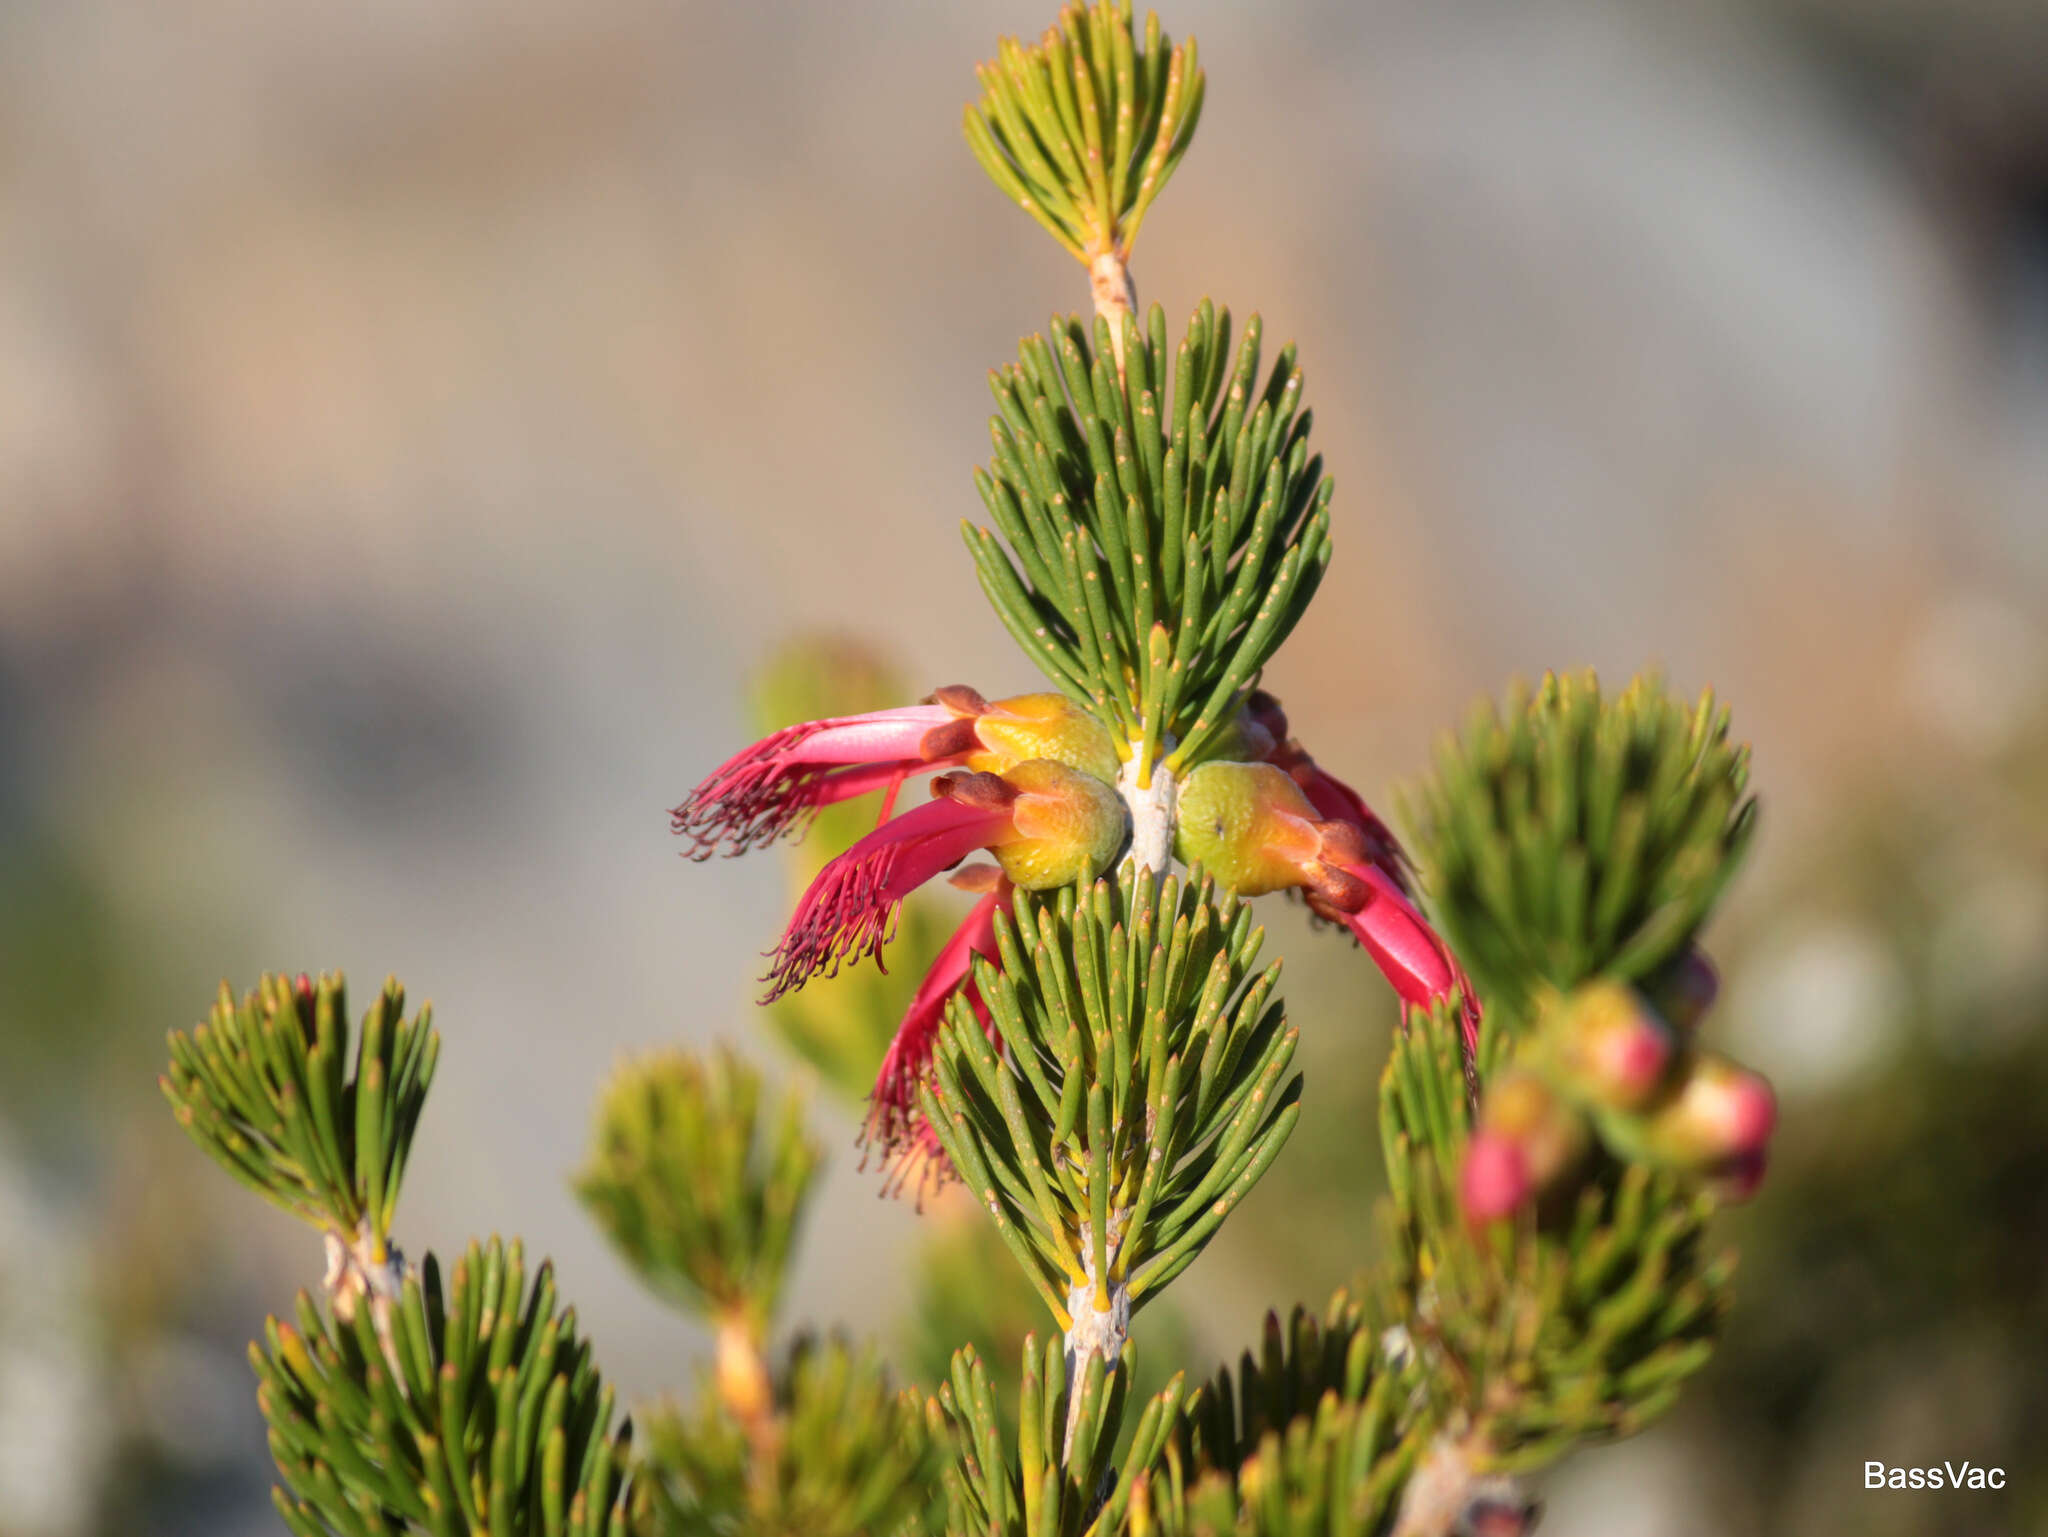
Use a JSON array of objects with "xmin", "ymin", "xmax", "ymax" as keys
[
  {"xmin": 674, "ymin": 682, "xmax": 1774, "ymax": 1218},
  {"xmin": 1458, "ymin": 965, "xmax": 1777, "ymax": 1222},
  {"xmin": 675, "ymin": 688, "xmax": 1130, "ymax": 1186},
  {"xmin": 674, "ymin": 684, "xmax": 1484, "ymax": 1196}
]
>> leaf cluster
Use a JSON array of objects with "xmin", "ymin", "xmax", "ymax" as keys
[
  {"xmin": 632, "ymin": 1337, "xmax": 939, "ymax": 1537},
  {"xmin": 919, "ymin": 866, "xmax": 1300, "ymax": 1326},
  {"xmin": 934, "ymin": 1337, "xmax": 1182, "ymax": 1537},
  {"xmin": 905, "ymin": 1220, "xmax": 1197, "ymax": 1466},
  {"xmin": 965, "ymin": 1, "xmax": 1203, "ymax": 262},
  {"xmin": 1172, "ymin": 1295, "xmax": 1394, "ymax": 1481},
  {"xmin": 161, "ymin": 972, "xmax": 436, "ymax": 1252},
  {"xmin": 1380, "ymin": 999, "xmax": 1733, "ymax": 1468},
  {"xmin": 575, "ymin": 1048, "xmax": 820, "ymax": 1332},
  {"xmin": 1401, "ymin": 671, "xmax": 1756, "ymax": 1028},
  {"xmin": 966, "ymin": 303, "xmax": 1331, "ymax": 777},
  {"xmin": 256, "ymin": 1238, "xmax": 631, "ymax": 1537},
  {"xmin": 1139, "ymin": 1385, "xmax": 1426, "ymax": 1537}
]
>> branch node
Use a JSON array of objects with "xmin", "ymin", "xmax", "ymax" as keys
[
  {"xmin": 1117, "ymin": 749, "xmax": 1177, "ymax": 877},
  {"xmin": 1090, "ymin": 249, "xmax": 1137, "ymax": 371},
  {"xmin": 1393, "ymin": 1427, "xmax": 1538, "ymax": 1537},
  {"xmin": 1061, "ymin": 1260, "xmax": 1130, "ymax": 1461},
  {"xmin": 323, "ymin": 1218, "xmax": 408, "ymax": 1385}
]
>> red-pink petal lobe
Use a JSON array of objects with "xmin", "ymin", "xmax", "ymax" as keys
[
  {"xmin": 672, "ymin": 705, "xmax": 961, "ymax": 859},
  {"xmin": 1296, "ymin": 762, "xmax": 1368, "ymax": 827},
  {"xmin": 1336, "ymin": 862, "xmax": 1453, "ymax": 1002},
  {"xmin": 759, "ymin": 795, "xmax": 1016, "ymax": 1001},
  {"xmin": 1333, "ymin": 860, "xmax": 1484, "ymax": 1058}
]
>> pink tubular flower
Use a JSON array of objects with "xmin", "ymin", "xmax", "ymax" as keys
[
  {"xmin": 762, "ymin": 775, "xmax": 1016, "ymax": 1000},
  {"xmin": 671, "ymin": 685, "xmax": 991, "ymax": 859},
  {"xmin": 760, "ymin": 761, "xmax": 1125, "ymax": 1003},
  {"xmin": 672, "ymin": 686, "xmax": 1122, "ymax": 859},
  {"xmin": 877, "ymin": 1113, "xmax": 957, "ymax": 1210},
  {"xmin": 862, "ymin": 874, "xmax": 1012, "ymax": 1162},
  {"xmin": 1177, "ymin": 759, "xmax": 1483, "ymax": 1061}
]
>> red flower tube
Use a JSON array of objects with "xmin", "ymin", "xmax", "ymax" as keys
[
  {"xmin": 760, "ymin": 760, "xmax": 1125, "ymax": 1002},
  {"xmin": 1177, "ymin": 759, "xmax": 1483, "ymax": 1061}
]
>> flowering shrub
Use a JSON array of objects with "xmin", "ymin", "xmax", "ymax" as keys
[{"xmin": 158, "ymin": 6, "xmax": 1776, "ymax": 1533}]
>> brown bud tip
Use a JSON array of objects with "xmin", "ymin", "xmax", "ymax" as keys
[
  {"xmin": 919, "ymin": 715, "xmax": 981, "ymax": 761},
  {"xmin": 290, "ymin": 974, "xmax": 318, "ymax": 1031},
  {"xmin": 1303, "ymin": 861, "xmax": 1368, "ymax": 918},
  {"xmin": 947, "ymin": 862, "xmax": 1006, "ymax": 893},
  {"xmin": 1654, "ymin": 947, "xmax": 1720, "ymax": 1034},
  {"xmin": 1708, "ymin": 1148, "xmax": 1769, "ymax": 1203},
  {"xmin": 932, "ymin": 769, "xmax": 1020, "ymax": 812},
  {"xmin": 926, "ymin": 684, "xmax": 989, "ymax": 716}
]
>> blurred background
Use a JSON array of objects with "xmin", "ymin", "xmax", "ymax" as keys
[{"xmin": 2, "ymin": 0, "xmax": 2044, "ymax": 1532}]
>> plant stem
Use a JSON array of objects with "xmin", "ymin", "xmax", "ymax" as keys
[
  {"xmin": 323, "ymin": 1220, "xmax": 408, "ymax": 1384},
  {"xmin": 714, "ymin": 1312, "xmax": 782, "ymax": 1506},
  {"xmin": 1096, "ymin": 241, "xmax": 1175, "ymax": 884},
  {"xmin": 1060, "ymin": 1255, "xmax": 1130, "ymax": 1462},
  {"xmin": 1118, "ymin": 752, "xmax": 1178, "ymax": 878},
  {"xmin": 1091, "ymin": 249, "xmax": 1136, "ymax": 373}
]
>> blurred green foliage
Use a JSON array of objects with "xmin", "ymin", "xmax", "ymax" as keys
[
  {"xmin": 577, "ymin": 1049, "xmax": 821, "ymax": 1335},
  {"xmin": 631, "ymin": 1337, "xmax": 939, "ymax": 1537}
]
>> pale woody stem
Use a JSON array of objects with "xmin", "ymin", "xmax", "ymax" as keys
[
  {"xmin": 1060, "ymin": 1247, "xmax": 1131, "ymax": 1462},
  {"xmin": 1070, "ymin": 245, "xmax": 1154, "ymax": 1473},
  {"xmin": 1118, "ymin": 752, "xmax": 1178, "ymax": 879},
  {"xmin": 1093, "ymin": 239, "xmax": 1173, "ymax": 880},
  {"xmin": 1090, "ymin": 249, "xmax": 1137, "ymax": 373},
  {"xmin": 1094, "ymin": 243, "xmax": 1172, "ymax": 881},
  {"xmin": 1390, "ymin": 1425, "xmax": 1537, "ymax": 1537},
  {"xmin": 323, "ymin": 1220, "xmax": 408, "ymax": 1383},
  {"xmin": 714, "ymin": 1313, "xmax": 782, "ymax": 1499}
]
